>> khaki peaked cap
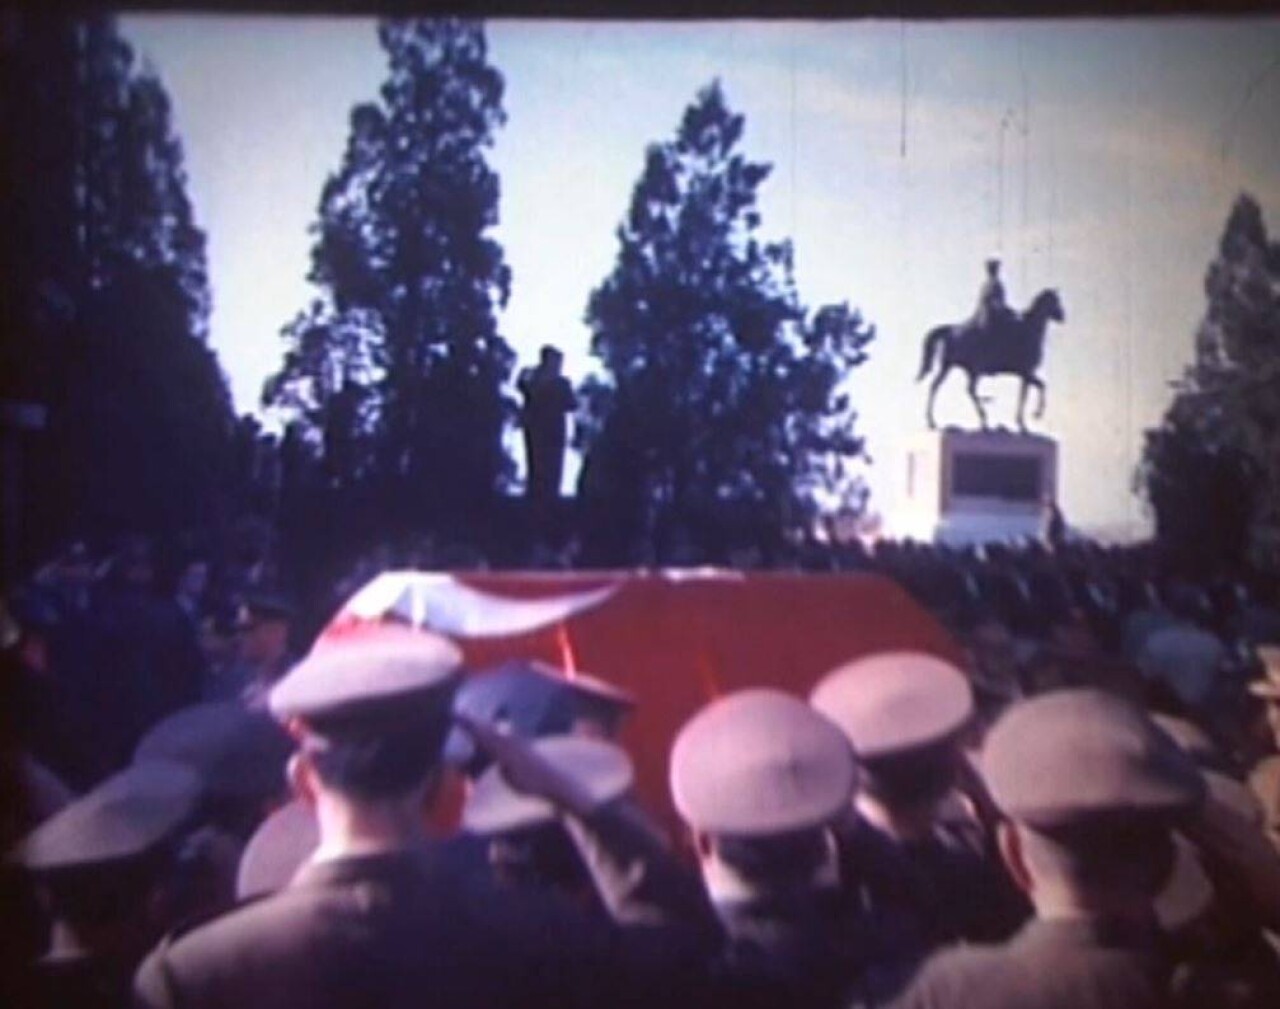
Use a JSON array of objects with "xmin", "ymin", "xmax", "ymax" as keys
[
  {"xmin": 12, "ymin": 762, "xmax": 202, "ymax": 871},
  {"xmin": 810, "ymin": 651, "xmax": 974, "ymax": 758},
  {"xmin": 982, "ymin": 688, "xmax": 1204, "ymax": 829},
  {"xmin": 670, "ymin": 688, "xmax": 856, "ymax": 836},
  {"xmin": 269, "ymin": 632, "xmax": 463, "ymax": 725},
  {"xmin": 135, "ymin": 701, "xmax": 292, "ymax": 800}
]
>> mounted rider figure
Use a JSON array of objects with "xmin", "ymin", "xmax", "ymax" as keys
[{"xmin": 973, "ymin": 257, "xmax": 1013, "ymax": 337}]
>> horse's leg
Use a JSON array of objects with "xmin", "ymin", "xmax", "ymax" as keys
[
  {"xmin": 1031, "ymin": 376, "xmax": 1046, "ymax": 418},
  {"xmin": 966, "ymin": 372, "xmax": 988, "ymax": 430},
  {"xmin": 1017, "ymin": 378, "xmax": 1029, "ymax": 433},
  {"xmin": 926, "ymin": 364, "xmax": 950, "ymax": 430}
]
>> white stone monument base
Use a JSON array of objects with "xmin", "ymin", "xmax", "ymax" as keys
[{"xmin": 889, "ymin": 429, "xmax": 1058, "ymax": 546}]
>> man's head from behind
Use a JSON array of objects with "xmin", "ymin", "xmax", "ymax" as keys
[
  {"xmin": 295, "ymin": 709, "xmax": 453, "ymax": 804},
  {"xmin": 13, "ymin": 762, "xmax": 203, "ymax": 958},
  {"xmin": 811, "ymin": 652, "xmax": 973, "ymax": 835},
  {"xmin": 670, "ymin": 689, "xmax": 855, "ymax": 899},
  {"xmin": 997, "ymin": 817, "xmax": 1176, "ymax": 917},
  {"xmin": 982, "ymin": 688, "xmax": 1203, "ymax": 919},
  {"xmin": 269, "ymin": 635, "xmax": 463, "ymax": 811}
]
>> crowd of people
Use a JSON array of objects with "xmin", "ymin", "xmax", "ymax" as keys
[{"xmin": 3, "ymin": 524, "xmax": 1280, "ymax": 1008}]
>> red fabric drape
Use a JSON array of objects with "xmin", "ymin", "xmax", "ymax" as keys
[{"xmin": 322, "ymin": 571, "xmax": 961, "ymax": 837}]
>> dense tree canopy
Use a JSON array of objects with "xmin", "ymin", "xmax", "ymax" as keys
[
  {"xmin": 578, "ymin": 81, "xmax": 874, "ymax": 561},
  {"xmin": 1139, "ymin": 194, "xmax": 1280, "ymax": 573},
  {"xmin": 0, "ymin": 15, "xmax": 232, "ymax": 563},
  {"xmin": 264, "ymin": 18, "xmax": 515, "ymax": 539}
]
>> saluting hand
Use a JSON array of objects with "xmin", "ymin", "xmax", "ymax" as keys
[{"xmin": 453, "ymin": 712, "xmax": 598, "ymax": 818}]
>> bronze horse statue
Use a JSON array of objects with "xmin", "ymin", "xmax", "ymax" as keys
[{"xmin": 916, "ymin": 288, "xmax": 1065, "ymax": 432}]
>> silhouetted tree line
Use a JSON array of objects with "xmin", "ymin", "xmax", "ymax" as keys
[
  {"xmin": 0, "ymin": 14, "xmax": 234, "ymax": 569},
  {"xmin": 1138, "ymin": 194, "xmax": 1280, "ymax": 577},
  {"xmin": 257, "ymin": 22, "xmax": 876, "ymax": 575},
  {"xmin": 577, "ymin": 81, "xmax": 874, "ymax": 564},
  {"xmin": 5, "ymin": 13, "xmax": 1276, "ymax": 589}
]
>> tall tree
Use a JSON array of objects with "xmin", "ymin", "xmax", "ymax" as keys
[
  {"xmin": 1138, "ymin": 193, "xmax": 1280, "ymax": 572},
  {"xmin": 579, "ymin": 81, "xmax": 874, "ymax": 560},
  {"xmin": 1, "ymin": 14, "xmax": 232, "ymax": 558},
  {"xmin": 265, "ymin": 18, "xmax": 515, "ymax": 537}
]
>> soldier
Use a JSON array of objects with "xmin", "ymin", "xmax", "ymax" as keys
[
  {"xmin": 134, "ymin": 634, "xmax": 711, "ymax": 1009},
  {"xmin": 885, "ymin": 688, "xmax": 1204, "ymax": 1009},
  {"xmin": 235, "ymin": 738, "xmax": 634, "ymax": 908},
  {"xmin": 810, "ymin": 652, "xmax": 1029, "ymax": 969},
  {"xmin": 463, "ymin": 735, "xmax": 634, "ymax": 905},
  {"xmin": 445, "ymin": 659, "xmax": 636, "ymax": 778},
  {"xmin": 10, "ymin": 762, "xmax": 204, "ymax": 1009},
  {"xmin": 668, "ymin": 688, "xmax": 890, "ymax": 1009},
  {"xmin": 134, "ymin": 701, "xmax": 293, "ymax": 839},
  {"xmin": 1153, "ymin": 833, "xmax": 1280, "ymax": 1009},
  {"xmin": 439, "ymin": 659, "xmax": 641, "ymax": 882},
  {"xmin": 133, "ymin": 702, "xmax": 296, "ymax": 920},
  {"xmin": 208, "ymin": 590, "xmax": 297, "ymax": 706}
]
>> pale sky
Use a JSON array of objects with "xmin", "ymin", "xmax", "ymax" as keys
[{"xmin": 121, "ymin": 15, "xmax": 1280, "ymax": 540}]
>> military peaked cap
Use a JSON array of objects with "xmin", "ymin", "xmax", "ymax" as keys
[
  {"xmin": 445, "ymin": 660, "xmax": 634, "ymax": 774},
  {"xmin": 463, "ymin": 736, "xmax": 633, "ymax": 835},
  {"xmin": 135, "ymin": 702, "xmax": 292, "ymax": 800},
  {"xmin": 12, "ymin": 762, "xmax": 202, "ymax": 872},
  {"xmin": 810, "ymin": 651, "xmax": 973, "ymax": 758},
  {"xmin": 269, "ymin": 632, "xmax": 463, "ymax": 725},
  {"xmin": 982, "ymin": 689, "xmax": 1204, "ymax": 829},
  {"xmin": 670, "ymin": 688, "xmax": 856, "ymax": 836}
]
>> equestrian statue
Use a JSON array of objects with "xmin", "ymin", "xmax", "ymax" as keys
[{"xmin": 917, "ymin": 259, "xmax": 1066, "ymax": 432}]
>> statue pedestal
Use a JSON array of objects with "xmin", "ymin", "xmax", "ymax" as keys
[{"xmin": 890, "ymin": 429, "xmax": 1058, "ymax": 545}]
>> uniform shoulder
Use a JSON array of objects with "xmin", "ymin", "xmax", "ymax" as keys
[
  {"xmin": 134, "ymin": 887, "xmax": 328, "ymax": 1003},
  {"xmin": 166, "ymin": 889, "xmax": 282, "ymax": 945},
  {"xmin": 884, "ymin": 940, "xmax": 1011, "ymax": 1009}
]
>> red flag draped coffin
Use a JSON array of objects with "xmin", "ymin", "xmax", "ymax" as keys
[{"xmin": 317, "ymin": 570, "xmax": 962, "ymax": 837}]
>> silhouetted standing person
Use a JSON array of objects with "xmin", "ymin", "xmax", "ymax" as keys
[
  {"xmin": 518, "ymin": 347, "xmax": 575, "ymax": 518},
  {"xmin": 1041, "ymin": 495, "xmax": 1067, "ymax": 553}
]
